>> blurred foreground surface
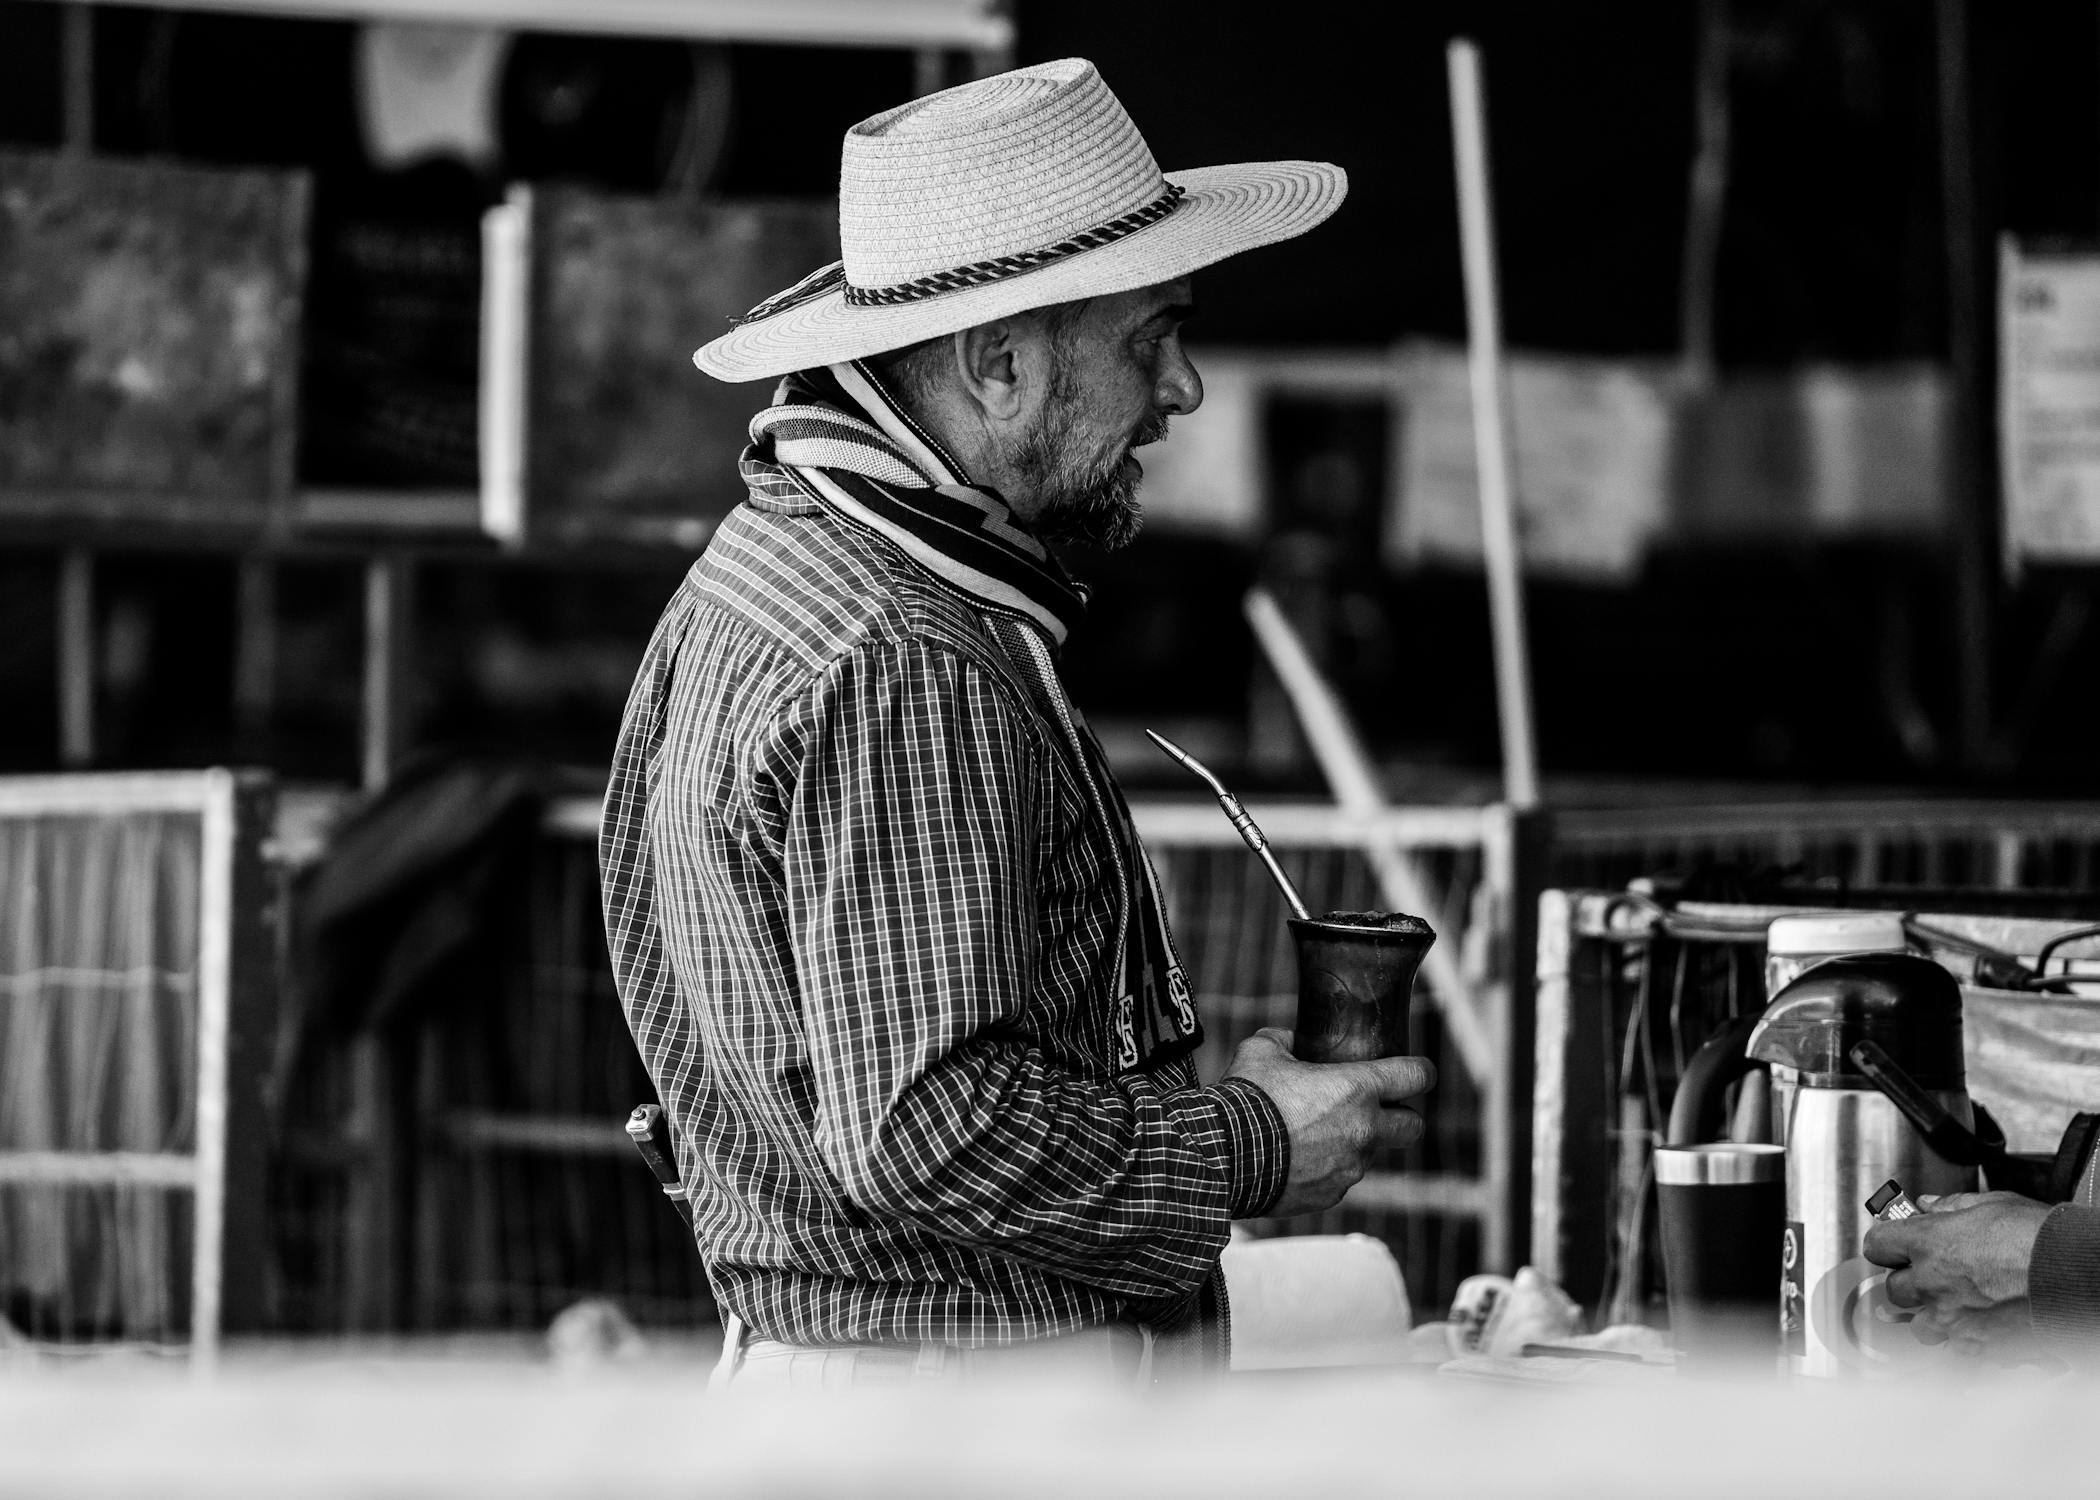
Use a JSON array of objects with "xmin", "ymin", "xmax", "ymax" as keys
[{"xmin": 0, "ymin": 1347, "xmax": 2089, "ymax": 1498}]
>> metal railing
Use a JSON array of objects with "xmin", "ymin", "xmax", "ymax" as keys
[
  {"xmin": 1547, "ymin": 800, "xmax": 2100, "ymax": 894},
  {"xmin": 241, "ymin": 787, "xmax": 2100, "ymax": 1332},
  {"xmin": 0, "ymin": 771, "xmax": 273, "ymax": 1367}
]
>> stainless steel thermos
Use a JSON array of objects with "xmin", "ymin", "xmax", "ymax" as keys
[
  {"xmin": 1747, "ymin": 952, "xmax": 1980, "ymax": 1377},
  {"xmin": 1670, "ymin": 940, "xmax": 1984, "ymax": 1378}
]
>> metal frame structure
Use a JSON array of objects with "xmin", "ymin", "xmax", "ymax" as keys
[
  {"xmin": 1546, "ymin": 800, "xmax": 2100, "ymax": 891},
  {"xmin": 0, "ymin": 770, "xmax": 275, "ymax": 1368}
]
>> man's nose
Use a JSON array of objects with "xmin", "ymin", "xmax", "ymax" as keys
[{"xmin": 1156, "ymin": 345, "xmax": 1203, "ymax": 417}]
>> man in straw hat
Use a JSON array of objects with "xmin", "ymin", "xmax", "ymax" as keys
[{"xmin": 601, "ymin": 57, "xmax": 1434, "ymax": 1387}]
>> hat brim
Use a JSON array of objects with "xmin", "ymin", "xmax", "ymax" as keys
[{"xmin": 693, "ymin": 160, "xmax": 1346, "ymax": 383}]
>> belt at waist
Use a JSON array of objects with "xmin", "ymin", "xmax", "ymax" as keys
[{"xmin": 717, "ymin": 1315, "xmax": 1154, "ymax": 1387}]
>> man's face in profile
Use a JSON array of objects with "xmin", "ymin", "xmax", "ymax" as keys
[{"xmin": 1013, "ymin": 278, "xmax": 1202, "ymax": 551}]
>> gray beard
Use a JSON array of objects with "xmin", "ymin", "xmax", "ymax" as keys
[{"xmin": 1015, "ymin": 409, "xmax": 1169, "ymax": 553}]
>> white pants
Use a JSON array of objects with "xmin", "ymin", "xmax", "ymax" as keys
[{"xmin": 711, "ymin": 1313, "xmax": 1155, "ymax": 1391}]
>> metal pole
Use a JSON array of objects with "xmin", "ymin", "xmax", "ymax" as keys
[
  {"xmin": 233, "ymin": 557, "xmax": 278, "ymax": 760},
  {"xmin": 61, "ymin": 3, "xmax": 93, "ymax": 153},
  {"xmin": 1937, "ymin": 0, "xmax": 1994, "ymax": 771},
  {"xmin": 57, "ymin": 6, "xmax": 95, "ymax": 769},
  {"xmin": 361, "ymin": 556, "xmax": 409, "ymax": 791},
  {"xmin": 1679, "ymin": 0, "xmax": 1732, "ymax": 388},
  {"xmin": 189, "ymin": 772, "xmax": 236, "ymax": 1376},
  {"xmin": 57, "ymin": 550, "xmax": 94, "ymax": 768},
  {"xmin": 913, "ymin": 47, "xmax": 945, "ymax": 97},
  {"xmin": 1446, "ymin": 40, "xmax": 1541, "ymax": 810}
]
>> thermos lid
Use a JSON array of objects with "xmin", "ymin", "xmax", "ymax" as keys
[
  {"xmin": 1745, "ymin": 952, "xmax": 1965, "ymax": 1088},
  {"xmin": 1654, "ymin": 1143, "xmax": 1786, "ymax": 1186},
  {"xmin": 1765, "ymin": 911, "xmax": 1908, "ymax": 957}
]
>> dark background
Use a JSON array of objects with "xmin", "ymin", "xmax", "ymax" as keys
[
  {"xmin": 1, "ymin": 0, "xmax": 2097, "ymax": 796},
  {"xmin": 1044, "ymin": 0, "xmax": 2100, "ymax": 795}
]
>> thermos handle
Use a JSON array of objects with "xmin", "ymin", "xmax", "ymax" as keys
[
  {"xmin": 1666, "ymin": 1014, "xmax": 1766, "ymax": 1146},
  {"xmin": 1984, "ymin": 1111, "xmax": 2098, "ymax": 1201},
  {"xmin": 2048, "ymin": 1113, "xmax": 2100, "ymax": 1200},
  {"xmin": 1846, "ymin": 1040, "xmax": 2002, "ymax": 1170}
]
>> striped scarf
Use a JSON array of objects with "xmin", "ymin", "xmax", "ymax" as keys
[{"xmin": 741, "ymin": 361, "xmax": 1204, "ymax": 1076}]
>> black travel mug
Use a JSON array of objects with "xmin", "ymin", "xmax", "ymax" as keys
[{"xmin": 1654, "ymin": 1143, "xmax": 1787, "ymax": 1378}]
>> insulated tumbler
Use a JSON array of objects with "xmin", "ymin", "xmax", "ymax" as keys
[
  {"xmin": 1654, "ymin": 1143, "xmax": 1787, "ymax": 1377},
  {"xmin": 1286, "ymin": 912, "xmax": 1434, "ymax": 1064}
]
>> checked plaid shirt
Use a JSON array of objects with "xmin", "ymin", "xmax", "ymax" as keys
[{"xmin": 600, "ymin": 467, "xmax": 1289, "ymax": 1354}]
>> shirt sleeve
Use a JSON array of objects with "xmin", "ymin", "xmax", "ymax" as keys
[
  {"xmin": 2030, "ymin": 1204, "xmax": 2100, "ymax": 1364},
  {"xmin": 776, "ymin": 634, "xmax": 1284, "ymax": 1301}
]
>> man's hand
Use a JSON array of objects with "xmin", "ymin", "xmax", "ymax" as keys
[
  {"xmin": 1863, "ymin": 1190, "xmax": 2053, "ymax": 1357},
  {"xmin": 1224, "ymin": 1027, "xmax": 1435, "ymax": 1218}
]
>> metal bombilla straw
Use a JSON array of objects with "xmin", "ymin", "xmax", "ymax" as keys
[{"xmin": 1145, "ymin": 730, "xmax": 1311, "ymax": 922}]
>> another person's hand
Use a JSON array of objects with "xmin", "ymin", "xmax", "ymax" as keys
[
  {"xmin": 1863, "ymin": 1190, "xmax": 2053, "ymax": 1357},
  {"xmin": 1224, "ymin": 1027, "xmax": 1434, "ymax": 1218}
]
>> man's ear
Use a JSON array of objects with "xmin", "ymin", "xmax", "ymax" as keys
[{"xmin": 954, "ymin": 317, "xmax": 1033, "ymax": 423}]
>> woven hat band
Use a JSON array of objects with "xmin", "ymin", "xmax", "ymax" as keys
[
  {"xmin": 842, "ymin": 184, "xmax": 1185, "ymax": 308},
  {"xmin": 728, "ymin": 178, "xmax": 1185, "ymax": 327}
]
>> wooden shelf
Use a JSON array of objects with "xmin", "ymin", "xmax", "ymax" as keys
[
  {"xmin": 294, "ymin": 488, "xmax": 482, "ymax": 533},
  {"xmin": 57, "ymin": 0, "xmax": 1012, "ymax": 50}
]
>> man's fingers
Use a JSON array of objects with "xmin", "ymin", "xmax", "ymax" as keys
[
  {"xmin": 1352, "ymin": 1054, "xmax": 1437, "ymax": 1103},
  {"xmin": 1251, "ymin": 1027, "xmax": 1294, "ymax": 1052},
  {"xmin": 1883, "ymin": 1266, "xmax": 1921, "ymax": 1308},
  {"xmin": 1918, "ymin": 1303, "xmax": 1967, "ymax": 1339},
  {"xmin": 1372, "ymin": 1107, "xmax": 1425, "ymax": 1153},
  {"xmin": 1931, "ymin": 1319, "xmax": 1982, "ymax": 1352},
  {"xmin": 1862, "ymin": 1220, "xmax": 1914, "ymax": 1269},
  {"xmin": 1941, "ymin": 1310, "xmax": 1990, "ymax": 1358}
]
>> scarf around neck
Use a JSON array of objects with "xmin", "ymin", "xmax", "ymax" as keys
[
  {"xmin": 740, "ymin": 361, "xmax": 1203, "ymax": 1075},
  {"xmin": 745, "ymin": 362, "xmax": 1086, "ymax": 645}
]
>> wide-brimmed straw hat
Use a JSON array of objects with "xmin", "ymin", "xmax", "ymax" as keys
[{"xmin": 694, "ymin": 58, "xmax": 1346, "ymax": 383}]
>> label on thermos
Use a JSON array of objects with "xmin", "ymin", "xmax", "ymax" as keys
[{"xmin": 1781, "ymin": 1221, "xmax": 1806, "ymax": 1356}]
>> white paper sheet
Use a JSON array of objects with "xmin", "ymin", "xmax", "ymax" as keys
[{"xmin": 2001, "ymin": 240, "xmax": 2100, "ymax": 568}]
